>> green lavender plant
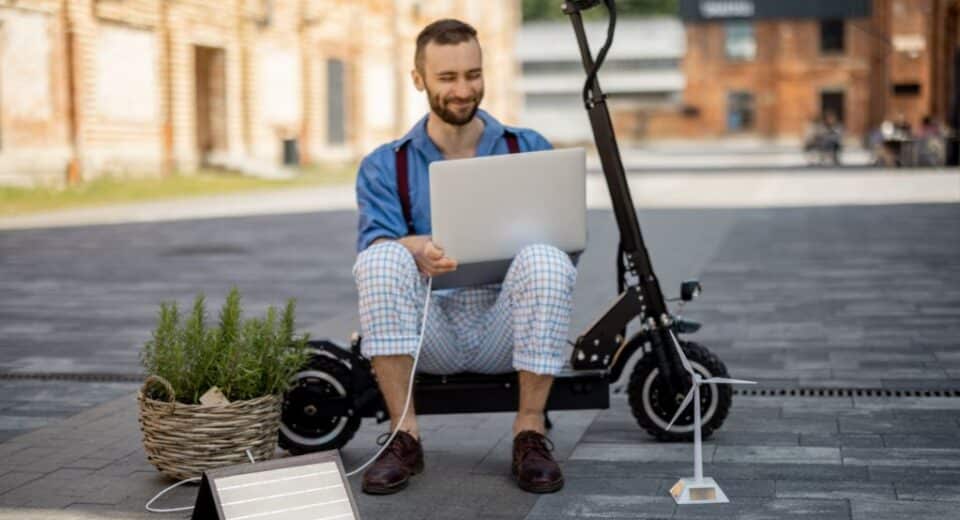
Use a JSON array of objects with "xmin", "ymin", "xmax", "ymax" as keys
[{"xmin": 140, "ymin": 288, "xmax": 310, "ymax": 404}]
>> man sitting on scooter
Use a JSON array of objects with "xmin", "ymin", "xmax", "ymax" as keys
[{"xmin": 353, "ymin": 18, "xmax": 576, "ymax": 495}]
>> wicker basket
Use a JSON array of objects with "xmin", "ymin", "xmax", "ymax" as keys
[{"xmin": 137, "ymin": 375, "xmax": 282, "ymax": 480}]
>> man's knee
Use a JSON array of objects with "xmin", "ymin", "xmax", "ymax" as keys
[
  {"xmin": 512, "ymin": 244, "xmax": 577, "ymax": 290},
  {"xmin": 353, "ymin": 240, "xmax": 418, "ymax": 285}
]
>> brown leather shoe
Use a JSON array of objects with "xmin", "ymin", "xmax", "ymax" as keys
[
  {"xmin": 362, "ymin": 430, "xmax": 424, "ymax": 495},
  {"xmin": 512, "ymin": 430, "xmax": 564, "ymax": 493}
]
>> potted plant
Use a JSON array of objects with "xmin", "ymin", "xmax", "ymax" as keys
[{"xmin": 138, "ymin": 288, "xmax": 309, "ymax": 480}]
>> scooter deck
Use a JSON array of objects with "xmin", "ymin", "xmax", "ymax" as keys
[{"xmin": 360, "ymin": 370, "xmax": 610, "ymax": 418}]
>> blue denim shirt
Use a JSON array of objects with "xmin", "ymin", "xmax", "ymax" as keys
[{"xmin": 355, "ymin": 109, "xmax": 553, "ymax": 252}]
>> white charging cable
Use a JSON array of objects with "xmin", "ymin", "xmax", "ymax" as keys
[
  {"xmin": 144, "ymin": 449, "xmax": 256, "ymax": 513},
  {"xmin": 145, "ymin": 278, "xmax": 432, "ymax": 512},
  {"xmin": 345, "ymin": 275, "xmax": 432, "ymax": 477}
]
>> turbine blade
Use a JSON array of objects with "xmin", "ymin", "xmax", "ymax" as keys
[
  {"xmin": 668, "ymin": 330, "xmax": 694, "ymax": 374},
  {"xmin": 666, "ymin": 386, "xmax": 696, "ymax": 431},
  {"xmin": 702, "ymin": 377, "xmax": 757, "ymax": 385}
]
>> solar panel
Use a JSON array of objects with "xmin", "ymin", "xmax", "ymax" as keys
[{"xmin": 192, "ymin": 451, "xmax": 360, "ymax": 520}]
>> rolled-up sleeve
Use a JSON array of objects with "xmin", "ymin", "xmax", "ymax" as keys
[{"xmin": 356, "ymin": 151, "xmax": 408, "ymax": 252}]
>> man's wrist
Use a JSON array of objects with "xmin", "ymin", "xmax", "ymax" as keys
[{"xmin": 372, "ymin": 235, "xmax": 422, "ymax": 256}]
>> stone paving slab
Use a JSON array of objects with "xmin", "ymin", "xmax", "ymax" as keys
[
  {"xmin": 3, "ymin": 389, "xmax": 960, "ymax": 519},
  {"xmin": 1, "ymin": 200, "xmax": 959, "ymax": 518}
]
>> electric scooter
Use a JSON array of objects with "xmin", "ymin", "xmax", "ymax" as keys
[{"xmin": 279, "ymin": 0, "xmax": 735, "ymax": 454}]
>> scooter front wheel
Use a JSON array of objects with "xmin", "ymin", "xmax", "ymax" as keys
[
  {"xmin": 280, "ymin": 354, "xmax": 361, "ymax": 454},
  {"xmin": 626, "ymin": 340, "xmax": 733, "ymax": 442}
]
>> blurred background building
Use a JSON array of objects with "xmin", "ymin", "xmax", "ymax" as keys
[
  {"xmin": 517, "ymin": 17, "xmax": 685, "ymax": 143},
  {"xmin": 0, "ymin": 0, "xmax": 519, "ymax": 187},
  {"xmin": 601, "ymin": 0, "xmax": 959, "ymax": 145},
  {"xmin": 673, "ymin": 0, "xmax": 959, "ymax": 142},
  {"xmin": 2, "ymin": 0, "xmax": 957, "ymax": 187},
  {"xmin": 519, "ymin": 0, "xmax": 959, "ymax": 150}
]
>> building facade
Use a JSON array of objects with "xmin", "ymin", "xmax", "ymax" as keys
[
  {"xmin": 517, "ymin": 18, "xmax": 685, "ymax": 144},
  {"xmin": 666, "ymin": 0, "xmax": 960, "ymax": 141},
  {"xmin": 0, "ymin": 0, "xmax": 519, "ymax": 187}
]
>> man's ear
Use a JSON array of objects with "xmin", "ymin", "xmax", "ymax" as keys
[{"xmin": 411, "ymin": 69, "xmax": 425, "ymax": 92}]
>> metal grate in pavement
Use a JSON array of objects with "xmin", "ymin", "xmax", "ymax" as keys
[
  {"xmin": 733, "ymin": 387, "xmax": 960, "ymax": 398},
  {"xmin": 4, "ymin": 372, "xmax": 960, "ymax": 399},
  {"xmin": 0, "ymin": 372, "xmax": 143, "ymax": 383}
]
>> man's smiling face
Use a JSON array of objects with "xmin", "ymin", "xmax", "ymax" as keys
[{"xmin": 414, "ymin": 39, "xmax": 485, "ymax": 126}]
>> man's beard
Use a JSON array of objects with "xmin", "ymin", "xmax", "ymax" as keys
[{"xmin": 427, "ymin": 86, "xmax": 484, "ymax": 126}]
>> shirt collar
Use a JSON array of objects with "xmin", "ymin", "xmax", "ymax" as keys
[{"xmin": 396, "ymin": 109, "xmax": 507, "ymax": 159}]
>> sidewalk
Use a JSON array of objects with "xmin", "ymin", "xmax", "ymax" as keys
[
  {"xmin": 2, "ymin": 380, "xmax": 960, "ymax": 519},
  {"xmin": 1, "ymin": 168, "xmax": 957, "ymax": 231},
  {"xmin": 589, "ymin": 143, "xmax": 874, "ymax": 171},
  {"xmin": 1, "ymin": 171, "xmax": 959, "ymax": 519}
]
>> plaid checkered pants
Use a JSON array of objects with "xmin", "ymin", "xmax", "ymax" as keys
[{"xmin": 353, "ymin": 241, "xmax": 577, "ymax": 375}]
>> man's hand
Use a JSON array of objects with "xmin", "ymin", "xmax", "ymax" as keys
[{"xmin": 398, "ymin": 235, "xmax": 458, "ymax": 277}]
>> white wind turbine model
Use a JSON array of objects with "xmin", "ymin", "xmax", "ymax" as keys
[{"xmin": 665, "ymin": 331, "xmax": 755, "ymax": 505}]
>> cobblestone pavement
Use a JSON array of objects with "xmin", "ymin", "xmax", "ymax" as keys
[{"xmin": 0, "ymin": 199, "xmax": 958, "ymax": 519}]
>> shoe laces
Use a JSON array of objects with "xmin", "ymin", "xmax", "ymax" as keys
[
  {"xmin": 516, "ymin": 431, "xmax": 555, "ymax": 460},
  {"xmin": 376, "ymin": 431, "xmax": 412, "ymax": 460}
]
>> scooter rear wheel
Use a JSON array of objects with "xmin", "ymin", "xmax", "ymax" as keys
[
  {"xmin": 626, "ymin": 340, "xmax": 733, "ymax": 442},
  {"xmin": 280, "ymin": 354, "xmax": 361, "ymax": 454}
]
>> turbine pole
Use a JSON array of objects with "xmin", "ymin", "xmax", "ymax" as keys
[{"xmin": 693, "ymin": 378, "xmax": 703, "ymax": 482}]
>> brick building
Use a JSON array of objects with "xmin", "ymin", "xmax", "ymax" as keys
[
  {"xmin": 0, "ymin": 0, "xmax": 519, "ymax": 187},
  {"xmin": 640, "ymin": 0, "xmax": 960, "ymax": 141}
]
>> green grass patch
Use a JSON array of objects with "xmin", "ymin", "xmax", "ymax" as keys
[{"xmin": 0, "ymin": 164, "xmax": 357, "ymax": 218}]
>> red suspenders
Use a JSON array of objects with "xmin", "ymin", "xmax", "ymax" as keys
[{"xmin": 395, "ymin": 132, "xmax": 519, "ymax": 235}]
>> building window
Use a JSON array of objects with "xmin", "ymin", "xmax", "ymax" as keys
[
  {"xmin": 326, "ymin": 59, "xmax": 346, "ymax": 145},
  {"xmin": 820, "ymin": 90, "xmax": 845, "ymax": 124},
  {"xmin": 892, "ymin": 83, "xmax": 922, "ymax": 96},
  {"xmin": 820, "ymin": 20, "xmax": 845, "ymax": 54},
  {"xmin": 727, "ymin": 91, "xmax": 755, "ymax": 131},
  {"xmin": 724, "ymin": 21, "xmax": 756, "ymax": 61}
]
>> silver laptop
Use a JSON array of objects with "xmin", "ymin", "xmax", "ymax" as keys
[{"xmin": 429, "ymin": 147, "xmax": 587, "ymax": 290}]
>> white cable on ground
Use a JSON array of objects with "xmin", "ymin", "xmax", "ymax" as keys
[
  {"xmin": 345, "ymin": 276, "xmax": 432, "ymax": 477},
  {"xmin": 145, "ymin": 476, "xmax": 200, "ymax": 513}
]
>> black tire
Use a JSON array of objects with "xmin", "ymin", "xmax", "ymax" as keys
[
  {"xmin": 626, "ymin": 340, "xmax": 732, "ymax": 442},
  {"xmin": 280, "ymin": 353, "xmax": 362, "ymax": 454}
]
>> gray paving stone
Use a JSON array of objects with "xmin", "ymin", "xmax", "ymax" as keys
[
  {"xmin": 883, "ymin": 434, "xmax": 960, "ymax": 449},
  {"xmin": 854, "ymin": 397, "xmax": 960, "ymax": 411},
  {"xmin": 701, "ymin": 431, "xmax": 800, "ymax": 447},
  {"xmin": 60, "ymin": 504, "xmax": 154, "ymax": 519},
  {"xmin": 843, "ymin": 447, "xmax": 960, "ymax": 468},
  {"xmin": 61, "ymin": 458, "xmax": 115, "ymax": 471},
  {"xmin": 526, "ymin": 494, "xmax": 676, "ymax": 519},
  {"xmin": 0, "ymin": 431, "xmax": 23, "ymax": 443},
  {"xmin": 558, "ymin": 476, "xmax": 662, "ymax": 496},
  {"xmin": 851, "ymin": 499, "xmax": 960, "ymax": 520},
  {"xmin": 839, "ymin": 415, "xmax": 960, "ymax": 434},
  {"xmin": 713, "ymin": 446, "xmax": 841, "ymax": 466},
  {"xmin": 0, "ymin": 472, "xmax": 44, "ymax": 496},
  {"xmin": 711, "ymin": 463, "xmax": 869, "ymax": 483},
  {"xmin": 570, "ymin": 443, "xmax": 711, "ymax": 463},
  {"xmin": 867, "ymin": 466, "xmax": 960, "ymax": 484},
  {"xmin": 0, "ymin": 417, "xmax": 56, "ymax": 432},
  {"xmin": 563, "ymin": 460, "xmax": 691, "ymax": 481},
  {"xmin": 896, "ymin": 483, "xmax": 960, "ymax": 502},
  {"xmin": 776, "ymin": 480, "xmax": 895, "ymax": 501},
  {"xmin": 670, "ymin": 498, "xmax": 850, "ymax": 520},
  {"xmin": 2, "ymin": 202, "xmax": 960, "ymax": 519},
  {"xmin": 799, "ymin": 433, "xmax": 884, "ymax": 448},
  {"xmin": 719, "ymin": 414, "xmax": 839, "ymax": 434}
]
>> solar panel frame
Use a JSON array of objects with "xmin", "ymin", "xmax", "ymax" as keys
[{"xmin": 191, "ymin": 450, "xmax": 360, "ymax": 520}]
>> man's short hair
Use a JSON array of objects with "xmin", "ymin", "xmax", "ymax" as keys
[{"xmin": 415, "ymin": 19, "xmax": 478, "ymax": 74}]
